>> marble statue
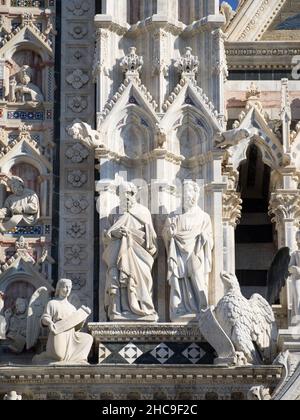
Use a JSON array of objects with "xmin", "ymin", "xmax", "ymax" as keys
[
  {"xmin": 288, "ymin": 231, "xmax": 300, "ymax": 325},
  {"xmin": 3, "ymin": 391, "xmax": 22, "ymax": 401},
  {"xmin": 214, "ymin": 272, "xmax": 278, "ymax": 365},
  {"xmin": 32, "ymin": 279, "xmax": 93, "ymax": 365},
  {"xmin": 0, "ymin": 176, "xmax": 40, "ymax": 232},
  {"xmin": 215, "ymin": 128, "xmax": 251, "ymax": 148},
  {"xmin": 67, "ymin": 120, "xmax": 104, "ymax": 149},
  {"xmin": 247, "ymin": 386, "xmax": 272, "ymax": 401},
  {"xmin": 0, "ymin": 292, "xmax": 6, "ymax": 340},
  {"xmin": 103, "ymin": 182, "xmax": 158, "ymax": 322},
  {"xmin": 10, "ymin": 65, "xmax": 44, "ymax": 103},
  {"xmin": 163, "ymin": 181, "xmax": 213, "ymax": 322},
  {"xmin": 5, "ymin": 298, "xmax": 28, "ymax": 354}
]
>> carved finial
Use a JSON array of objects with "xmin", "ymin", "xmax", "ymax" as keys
[
  {"xmin": 175, "ymin": 47, "xmax": 199, "ymax": 80},
  {"xmin": 21, "ymin": 12, "xmax": 34, "ymax": 26},
  {"xmin": 120, "ymin": 47, "xmax": 143, "ymax": 80},
  {"xmin": 246, "ymin": 82, "xmax": 261, "ymax": 101}
]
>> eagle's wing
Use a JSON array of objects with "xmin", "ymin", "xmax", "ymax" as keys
[
  {"xmin": 250, "ymin": 294, "xmax": 278, "ymax": 363},
  {"xmin": 215, "ymin": 295, "xmax": 258, "ymax": 363},
  {"xmin": 26, "ymin": 287, "xmax": 49, "ymax": 350},
  {"xmin": 266, "ymin": 247, "xmax": 290, "ymax": 305}
]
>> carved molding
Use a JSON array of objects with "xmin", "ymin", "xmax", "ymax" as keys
[{"xmin": 89, "ymin": 323, "xmax": 203, "ymax": 342}]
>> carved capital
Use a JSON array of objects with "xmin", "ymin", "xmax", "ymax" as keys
[
  {"xmin": 269, "ymin": 192, "xmax": 300, "ymax": 228},
  {"xmin": 223, "ymin": 190, "xmax": 242, "ymax": 228}
]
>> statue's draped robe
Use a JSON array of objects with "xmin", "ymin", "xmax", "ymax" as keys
[
  {"xmin": 289, "ymin": 250, "xmax": 300, "ymax": 320},
  {"xmin": 0, "ymin": 314, "xmax": 6, "ymax": 339},
  {"xmin": 3, "ymin": 188, "xmax": 40, "ymax": 229},
  {"xmin": 163, "ymin": 206, "xmax": 213, "ymax": 321},
  {"xmin": 6, "ymin": 312, "xmax": 27, "ymax": 353},
  {"xmin": 103, "ymin": 203, "xmax": 157, "ymax": 318},
  {"xmin": 37, "ymin": 299, "xmax": 92, "ymax": 364}
]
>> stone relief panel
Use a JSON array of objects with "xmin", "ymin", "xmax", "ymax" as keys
[{"xmin": 59, "ymin": 0, "xmax": 95, "ymax": 312}]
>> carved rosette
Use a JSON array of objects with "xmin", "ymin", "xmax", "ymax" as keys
[
  {"xmin": 223, "ymin": 191, "xmax": 243, "ymax": 228},
  {"xmin": 269, "ymin": 192, "xmax": 300, "ymax": 230}
]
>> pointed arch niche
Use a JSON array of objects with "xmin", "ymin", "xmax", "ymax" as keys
[{"xmin": 235, "ymin": 144, "xmax": 277, "ymax": 298}]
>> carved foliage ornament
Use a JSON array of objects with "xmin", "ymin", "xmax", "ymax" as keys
[
  {"xmin": 65, "ymin": 196, "xmax": 89, "ymax": 214},
  {"xmin": 120, "ymin": 47, "xmax": 143, "ymax": 79},
  {"xmin": 223, "ymin": 191, "xmax": 242, "ymax": 227},
  {"xmin": 269, "ymin": 193, "xmax": 300, "ymax": 226},
  {"xmin": 65, "ymin": 143, "xmax": 89, "ymax": 163},
  {"xmin": 67, "ymin": 170, "xmax": 87, "ymax": 188},
  {"xmin": 68, "ymin": 96, "xmax": 88, "ymax": 113},
  {"xmin": 67, "ymin": 221, "xmax": 86, "ymax": 239},
  {"xmin": 69, "ymin": 24, "xmax": 88, "ymax": 39},
  {"xmin": 66, "ymin": 70, "xmax": 89, "ymax": 89},
  {"xmin": 175, "ymin": 47, "xmax": 199, "ymax": 80},
  {"xmin": 65, "ymin": 245, "xmax": 87, "ymax": 266},
  {"xmin": 67, "ymin": 0, "xmax": 90, "ymax": 16}
]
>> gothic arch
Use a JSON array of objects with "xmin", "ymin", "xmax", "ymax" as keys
[
  {"xmin": 107, "ymin": 108, "xmax": 154, "ymax": 159},
  {"xmin": 167, "ymin": 108, "xmax": 212, "ymax": 158}
]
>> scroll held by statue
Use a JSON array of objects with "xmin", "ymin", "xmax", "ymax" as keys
[{"xmin": 53, "ymin": 307, "xmax": 90, "ymax": 336}]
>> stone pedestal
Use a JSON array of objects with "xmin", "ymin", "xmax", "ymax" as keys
[{"xmin": 89, "ymin": 323, "xmax": 214, "ymax": 366}]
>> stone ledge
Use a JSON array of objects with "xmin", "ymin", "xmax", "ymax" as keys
[
  {"xmin": 88, "ymin": 323, "xmax": 203, "ymax": 343},
  {"xmin": 0, "ymin": 365, "xmax": 283, "ymax": 384},
  {"xmin": 0, "ymin": 365, "xmax": 283, "ymax": 400}
]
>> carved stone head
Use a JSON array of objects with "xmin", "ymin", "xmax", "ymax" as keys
[
  {"xmin": 55, "ymin": 278, "xmax": 72, "ymax": 299},
  {"xmin": 19, "ymin": 65, "xmax": 32, "ymax": 85},
  {"xmin": 183, "ymin": 180, "xmax": 200, "ymax": 212},
  {"xmin": 8, "ymin": 176, "xmax": 25, "ymax": 196},
  {"xmin": 15, "ymin": 298, "xmax": 27, "ymax": 315},
  {"xmin": 119, "ymin": 182, "xmax": 138, "ymax": 212}
]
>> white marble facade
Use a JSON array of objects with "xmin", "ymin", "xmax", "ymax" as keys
[{"xmin": 1, "ymin": 0, "xmax": 300, "ymax": 400}]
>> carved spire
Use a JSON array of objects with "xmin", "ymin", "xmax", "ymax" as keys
[
  {"xmin": 120, "ymin": 47, "xmax": 143, "ymax": 81},
  {"xmin": 175, "ymin": 47, "xmax": 199, "ymax": 81},
  {"xmin": 281, "ymin": 78, "xmax": 292, "ymax": 154}
]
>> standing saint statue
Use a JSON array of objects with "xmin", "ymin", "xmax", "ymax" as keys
[
  {"xmin": 289, "ymin": 231, "xmax": 300, "ymax": 325},
  {"xmin": 103, "ymin": 182, "xmax": 158, "ymax": 322},
  {"xmin": 163, "ymin": 181, "xmax": 214, "ymax": 322}
]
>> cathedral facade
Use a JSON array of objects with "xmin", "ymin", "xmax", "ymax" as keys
[{"xmin": 0, "ymin": 0, "xmax": 300, "ymax": 400}]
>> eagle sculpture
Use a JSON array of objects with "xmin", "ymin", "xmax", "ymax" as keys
[{"xmin": 214, "ymin": 273, "xmax": 278, "ymax": 365}]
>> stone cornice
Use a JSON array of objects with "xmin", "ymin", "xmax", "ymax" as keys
[
  {"xmin": 94, "ymin": 15, "xmax": 129, "ymax": 36},
  {"xmin": 0, "ymin": 365, "xmax": 283, "ymax": 385},
  {"xmin": 226, "ymin": 41, "xmax": 300, "ymax": 69},
  {"xmin": 182, "ymin": 15, "xmax": 225, "ymax": 37},
  {"xmin": 128, "ymin": 16, "xmax": 184, "ymax": 37}
]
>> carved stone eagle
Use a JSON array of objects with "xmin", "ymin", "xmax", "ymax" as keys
[{"xmin": 214, "ymin": 273, "xmax": 278, "ymax": 365}]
